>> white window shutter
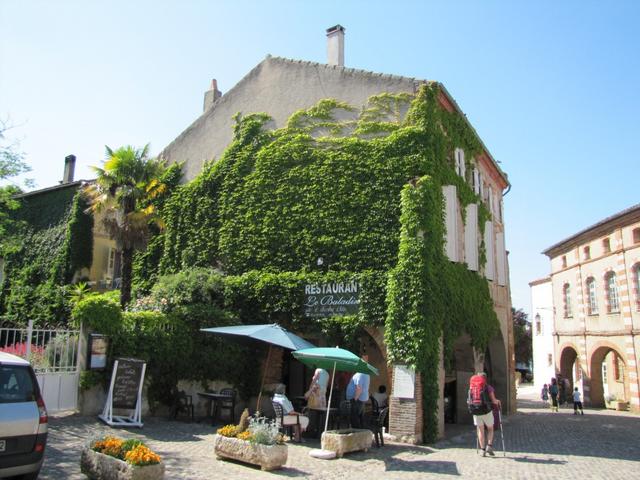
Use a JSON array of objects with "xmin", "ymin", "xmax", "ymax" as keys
[
  {"xmin": 496, "ymin": 231, "xmax": 507, "ymax": 286},
  {"xmin": 473, "ymin": 168, "xmax": 480, "ymax": 195},
  {"xmin": 465, "ymin": 204, "xmax": 479, "ymax": 271},
  {"xmin": 484, "ymin": 221, "xmax": 495, "ymax": 280},
  {"xmin": 488, "ymin": 186, "xmax": 494, "ymax": 214},
  {"xmin": 442, "ymin": 185, "xmax": 459, "ymax": 262}
]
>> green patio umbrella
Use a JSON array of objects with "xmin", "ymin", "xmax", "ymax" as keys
[
  {"xmin": 292, "ymin": 347, "xmax": 379, "ymax": 433},
  {"xmin": 202, "ymin": 324, "xmax": 315, "ymax": 411}
]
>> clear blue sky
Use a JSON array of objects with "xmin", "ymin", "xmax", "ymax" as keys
[{"xmin": 2, "ymin": 1, "xmax": 639, "ymax": 315}]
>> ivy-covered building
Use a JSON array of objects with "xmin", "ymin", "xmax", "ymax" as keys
[
  {"xmin": 151, "ymin": 26, "xmax": 515, "ymax": 442},
  {"xmin": 0, "ymin": 156, "xmax": 117, "ymax": 325}
]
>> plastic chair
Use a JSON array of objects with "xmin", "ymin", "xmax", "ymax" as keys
[
  {"xmin": 218, "ymin": 388, "xmax": 236, "ymax": 423},
  {"xmin": 172, "ymin": 390, "xmax": 194, "ymax": 422},
  {"xmin": 370, "ymin": 395, "xmax": 380, "ymax": 415},
  {"xmin": 370, "ymin": 407, "xmax": 389, "ymax": 447},
  {"xmin": 272, "ymin": 401, "xmax": 297, "ymax": 438}
]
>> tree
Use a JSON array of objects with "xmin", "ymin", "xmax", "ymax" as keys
[
  {"xmin": 85, "ymin": 145, "xmax": 166, "ymax": 307},
  {"xmin": 0, "ymin": 119, "xmax": 33, "ymax": 255},
  {"xmin": 512, "ymin": 307, "xmax": 532, "ymax": 368}
]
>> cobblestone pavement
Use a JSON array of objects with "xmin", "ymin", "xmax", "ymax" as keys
[{"xmin": 40, "ymin": 386, "xmax": 640, "ymax": 479}]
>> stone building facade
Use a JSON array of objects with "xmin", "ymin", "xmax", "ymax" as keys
[
  {"xmin": 159, "ymin": 27, "xmax": 514, "ymax": 440},
  {"xmin": 542, "ymin": 204, "xmax": 640, "ymax": 412}
]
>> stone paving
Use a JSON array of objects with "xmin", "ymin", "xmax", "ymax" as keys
[{"xmin": 40, "ymin": 386, "xmax": 640, "ymax": 479}]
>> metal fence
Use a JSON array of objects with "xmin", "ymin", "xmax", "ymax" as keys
[{"xmin": 0, "ymin": 320, "xmax": 80, "ymax": 373}]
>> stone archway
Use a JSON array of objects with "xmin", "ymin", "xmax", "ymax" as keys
[
  {"xmin": 559, "ymin": 345, "xmax": 579, "ymax": 389},
  {"xmin": 486, "ymin": 330, "xmax": 509, "ymax": 411},
  {"xmin": 589, "ymin": 343, "xmax": 628, "ymax": 408},
  {"xmin": 361, "ymin": 326, "xmax": 390, "ymax": 402},
  {"xmin": 447, "ymin": 334, "xmax": 476, "ymax": 425}
]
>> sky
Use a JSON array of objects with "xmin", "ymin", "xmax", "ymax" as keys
[{"xmin": 1, "ymin": 0, "xmax": 639, "ymax": 316}]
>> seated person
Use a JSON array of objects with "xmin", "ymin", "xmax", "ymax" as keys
[
  {"xmin": 372, "ymin": 385, "xmax": 388, "ymax": 409},
  {"xmin": 272, "ymin": 385, "xmax": 309, "ymax": 442}
]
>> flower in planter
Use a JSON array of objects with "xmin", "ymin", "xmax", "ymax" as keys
[
  {"xmin": 124, "ymin": 445, "xmax": 162, "ymax": 466},
  {"xmin": 217, "ymin": 425, "xmax": 239, "ymax": 438},
  {"xmin": 247, "ymin": 416, "xmax": 287, "ymax": 446},
  {"xmin": 90, "ymin": 436, "xmax": 161, "ymax": 466},
  {"xmin": 236, "ymin": 430, "xmax": 253, "ymax": 441}
]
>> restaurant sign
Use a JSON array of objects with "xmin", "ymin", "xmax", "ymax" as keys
[{"xmin": 303, "ymin": 280, "xmax": 360, "ymax": 318}]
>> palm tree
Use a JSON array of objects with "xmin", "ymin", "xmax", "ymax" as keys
[{"xmin": 85, "ymin": 145, "xmax": 166, "ymax": 307}]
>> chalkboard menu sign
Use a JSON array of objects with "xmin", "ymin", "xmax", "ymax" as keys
[
  {"xmin": 111, "ymin": 358, "xmax": 145, "ymax": 409},
  {"xmin": 99, "ymin": 357, "xmax": 146, "ymax": 427}
]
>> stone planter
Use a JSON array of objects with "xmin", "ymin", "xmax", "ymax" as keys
[
  {"xmin": 213, "ymin": 435, "xmax": 288, "ymax": 471},
  {"xmin": 321, "ymin": 429, "xmax": 373, "ymax": 458},
  {"xmin": 80, "ymin": 448, "xmax": 165, "ymax": 480},
  {"xmin": 615, "ymin": 400, "xmax": 628, "ymax": 411}
]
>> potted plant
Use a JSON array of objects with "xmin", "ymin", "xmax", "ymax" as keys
[
  {"xmin": 321, "ymin": 428, "xmax": 373, "ymax": 458},
  {"xmin": 214, "ymin": 414, "xmax": 288, "ymax": 471},
  {"xmin": 605, "ymin": 394, "xmax": 617, "ymax": 409},
  {"xmin": 80, "ymin": 436, "xmax": 164, "ymax": 480}
]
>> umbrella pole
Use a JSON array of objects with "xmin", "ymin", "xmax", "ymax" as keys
[
  {"xmin": 256, "ymin": 344, "xmax": 272, "ymax": 414},
  {"xmin": 324, "ymin": 361, "xmax": 337, "ymax": 433}
]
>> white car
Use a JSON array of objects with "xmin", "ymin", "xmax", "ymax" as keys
[{"xmin": 0, "ymin": 351, "xmax": 48, "ymax": 479}]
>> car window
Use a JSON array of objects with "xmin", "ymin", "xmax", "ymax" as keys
[{"xmin": 0, "ymin": 365, "xmax": 36, "ymax": 403}]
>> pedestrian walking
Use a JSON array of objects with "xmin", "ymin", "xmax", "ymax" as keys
[
  {"xmin": 468, "ymin": 372, "xmax": 501, "ymax": 457},
  {"xmin": 541, "ymin": 384, "xmax": 549, "ymax": 406},
  {"xmin": 573, "ymin": 387, "xmax": 584, "ymax": 415},
  {"xmin": 549, "ymin": 378, "xmax": 559, "ymax": 412}
]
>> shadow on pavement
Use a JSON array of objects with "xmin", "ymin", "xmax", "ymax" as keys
[
  {"xmin": 511, "ymin": 456, "xmax": 567, "ymax": 465},
  {"xmin": 385, "ymin": 458, "xmax": 460, "ymax": 475}
]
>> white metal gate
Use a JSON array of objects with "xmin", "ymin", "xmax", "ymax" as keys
[{"xmin": 0, "ymin": 320, "xmax": 80, "ymax": 413}]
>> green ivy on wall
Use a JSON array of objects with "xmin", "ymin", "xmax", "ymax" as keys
[
  {"xmin": 132, "ymin": 84, "xmax": 501, "ymax": 441},
  {"xmin": 0, "ymin": 189, "xmax": 94, "ymax": 325}
]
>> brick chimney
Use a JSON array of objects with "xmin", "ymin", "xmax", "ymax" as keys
[
  {"xmin": 326, "ymin": 25, "xmax": 345, "ymax": 66},
  {"xmin": 63, "ymin": 154, "xmax": 76, "ymax": 183},
  {"xmin": 203, "ymin": 79, "xmax": 222, "ymax": 112}
]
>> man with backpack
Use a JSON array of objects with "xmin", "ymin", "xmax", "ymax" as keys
[{"xmin": 468, "ymin": 372, "xmax": 501, "ymax": 457}]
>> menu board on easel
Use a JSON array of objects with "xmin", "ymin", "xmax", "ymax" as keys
[{"xmin": 99, "ymin": 358, "xmax": 146, "ymax": 427}]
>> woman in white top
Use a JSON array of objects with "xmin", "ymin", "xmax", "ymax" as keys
[{"xmin": 272, "ymin": 385, "xmax": 309, "ymax": 441}]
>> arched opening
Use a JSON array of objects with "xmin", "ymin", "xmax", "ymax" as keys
[
  {"xmin": 444, "ymin": 334, "xmax": 476, "ymax": 425},
  {"xmin": 559, "ymin": 346, "xmax": 580, "ymax": 403},
  {"xmin": 589, "ymin": 345, "xmax": 628, "ymax": 408},
  {"xmin": 559, "ymin": 346, "xmax": 579, "ymax": 388},
  {"xmin": 486, "ymin": 330, "xmax": 508, "ymax": 411}
]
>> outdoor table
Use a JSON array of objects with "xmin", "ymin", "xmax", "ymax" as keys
[
  {"xmin": 308, "ymin": 407, "xmax": 338, "ymax": 437},
  {"xmin": 293, "ymin": 396, "xmax": 307, "ymax": 412},
  {"xmin": 197, "ymin": 392, "xmax": 231, "ymax": 425}
]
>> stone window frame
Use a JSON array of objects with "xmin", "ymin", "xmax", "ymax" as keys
[
  {"xmin": 633, "ymin": 263, "xmax": 640, "ymax": 312},
  {"xmin": 604, "ymin": 271, "xmax": 620, "ymax": 313},
  {"xmin": 586, "ymin": 276, "xmax": 598, "ymax": 315},
  {"xmin": 563, "ymin": 283, "xmax": 572, "ymax": 318}
]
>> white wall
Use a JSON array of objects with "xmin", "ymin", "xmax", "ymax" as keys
[{"xmin": 531, "ymin": 279, "xmax": 555, "ymax": 390}]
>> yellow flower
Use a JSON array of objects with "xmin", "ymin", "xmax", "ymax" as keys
[
  {"xmin": 236, "ymin": 430, "xmax": 253, "ymax": 441},
  {"xmin": 217, "ymin": 425, "xmax": 238, "ymax": 437},
  {"xmin": 124, "ymin": 445, "xmax": 161, "ymax": 466}
]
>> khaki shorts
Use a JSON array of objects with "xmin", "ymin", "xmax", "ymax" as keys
[{"xmin": 473, "ymin": 411, "xmax": 494, "ymax": 428}]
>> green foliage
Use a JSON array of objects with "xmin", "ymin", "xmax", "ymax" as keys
[
  {"xmin": 130, "ymin": 85, "xmax": 501, "ymax": 441},
  {"xmin": 0, "ymin": 189, "xmax": 92, "ymax": 326},
  {"xmin": 79, "ymin": 369, "xmax": 107, "ymax": 391},
  {"xmin": 72, "ymin": 294, "xmax": 122, "ymax": 335},
  {"xmin": 85, "ymin": 144, "xmax": 171, "ymax": 307},
  {"xmin": 513, "ymin": 308, "xmax": 532, "ymax": 366}
]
